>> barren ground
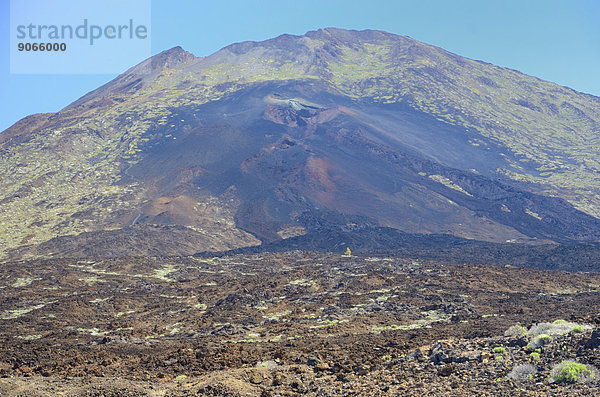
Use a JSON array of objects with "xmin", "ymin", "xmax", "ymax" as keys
[{"xmin": 1, "ymin": 251, "xmax": 599, "ymax": 395}]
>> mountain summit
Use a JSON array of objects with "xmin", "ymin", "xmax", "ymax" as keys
[{"xmin": 2, "ymin": 28, "xmax": 600, "ymax": 258}]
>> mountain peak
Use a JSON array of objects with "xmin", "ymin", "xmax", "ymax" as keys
[
  {"xmin": 220, "ymin": 28, "xmax": 410, "ymax": 56},
  {"xmin": 124, "ymin": 45, "xmax": 197, "ymax": 76},
  {"xmin": 305, "ymin": 27, "xmax": 401, "ymax": 42},
  {"xmin": 148, "ymin": 46, "xmax": 197, "ymax": 70},
  {"xmin": 67, "ymin": 46, "xmax": 196, "ymax": 109}
]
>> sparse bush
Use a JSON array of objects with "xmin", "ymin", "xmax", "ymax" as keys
[
  {"xmin": 505, "ymin": 323, "xmax": 527, "ymax": 337},
  {"xmin": 256, "ymin": 360, "xmax": 278, "ymax": 368},
  {"xmin": 572, "ymin": 325, "xmax": 584, "ymax": 333},
  {"xmin": 528, "ymin": 321, "xmax": 591, "ymax": 337},
  {"xmin": 493, "ymin": 346, "xmax": 506, "ymax": 354},
  {"xmin": 508, "ymin": 364, "xmax": 537, "ymax": 380},
  {"xmin": 527, "ymin": 334, "xmax": 553, "ymax": 350},
  {"xmin": 530, "ymin": 352, "xmax": 540, "ymax": 362},
  {"xmin": 550, "ymin": 360, "xmax": 596, "ymax": 384}
]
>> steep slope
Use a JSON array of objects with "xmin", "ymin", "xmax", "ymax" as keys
[{"xmin": 1, "ymin": 28, "xmax": 600, "ymax": 258}]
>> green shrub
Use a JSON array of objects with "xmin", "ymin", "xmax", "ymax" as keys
[
  {"xmin": 527, "ymin": 334, "xmax": 552, "ymax": 350},
  {"xmin": 504, "ymin": 324, "xmax": 527, "ymax": 337},
  {"xmin": 530, "ymin": 352, "xmax": 540, "ymax": 362},
  {"xmin": 572, "ymin": 325, "xmax": 584, "ymax": 333},
  {"xmin": 493, "ymin": 347, "xmax": 506, "ymax": 354},
  {"xmin": 550, "ymin": 360, "xmax": 596, "ymax": 384}
]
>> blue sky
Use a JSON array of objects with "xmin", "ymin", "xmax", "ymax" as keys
[{"xmin": 1, "ymin": 0, "xmax": 599, "ymax": 132}]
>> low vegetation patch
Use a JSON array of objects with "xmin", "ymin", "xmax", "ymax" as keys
[
  {"xmin": 527, "ymin": 334, "xmax": 553, "ymax": 350},
  {"xmin": 550, "ymin": 360, "xmax": 596, "ymax": 384},
  {"xmin": 504, "ymin": 323, "xmax": 527, "ymax": 337},
  {"xmin": 527, "ymin": 320, "xmax": 591, "ymax": 337},
  {"xmin": 508, "ymin": 364, "xmax": 537, "ymax": 380}
]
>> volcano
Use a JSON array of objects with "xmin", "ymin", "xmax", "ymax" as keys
[{"xmin": 2, "ymin": 28, "xmax": 600, "ymax": 259}]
